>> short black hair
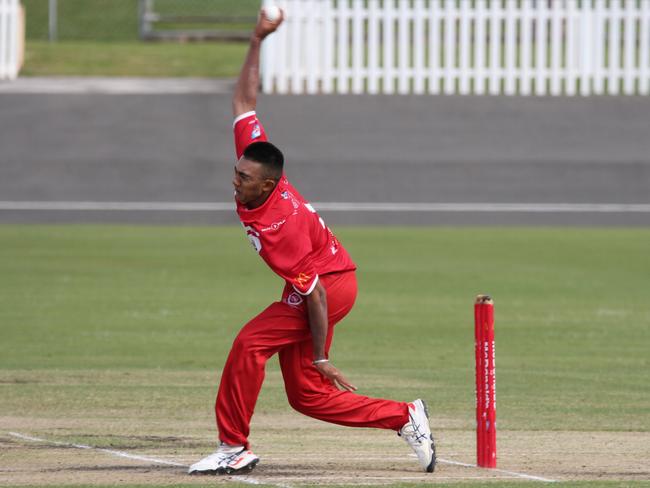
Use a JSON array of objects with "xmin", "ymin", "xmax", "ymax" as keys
[{"xmin": 242, "ymin": 141, "xmax": 284, "ymax": 181}]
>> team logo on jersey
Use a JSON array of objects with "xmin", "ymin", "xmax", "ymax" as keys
[
  {"xmin": 251, "ymin": 124, "xmax": 261, "ymax": 140},
  {"xmin": 294, "ymin": 273, "xmax": 312, "ymax": 288},
  {"xmin": 281, "ymin": 190, "xmax": 299, "ymax": 209},
  {"xmin": 261, "ymin": 218, "xmax": 286, "ymax": 232},
  {"xmin": 285, "ymin": 292, "xmax": 303, "ymax": 307}
]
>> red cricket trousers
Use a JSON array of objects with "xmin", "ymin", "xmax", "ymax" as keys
[{"xmin": 215, "ymin": 271, "xmax": 409, "ymax": 448}]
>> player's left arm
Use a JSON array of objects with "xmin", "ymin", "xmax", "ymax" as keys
[{"xmin": 306, "ymin": 281, "xmax": 357, "ymax": 392}]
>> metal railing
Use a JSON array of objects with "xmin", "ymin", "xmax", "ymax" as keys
[{"xmin": 138, "ymin": 0, "xmax": 257, "ymax": 41}]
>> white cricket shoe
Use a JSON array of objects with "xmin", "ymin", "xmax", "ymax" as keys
[
  {"xmin": 399, "ymin": 399, "xmax": 436, "ymax": 473},
  {"xmin": 188, "ymin": 443, "xmax": 259, "ymax": 475}
]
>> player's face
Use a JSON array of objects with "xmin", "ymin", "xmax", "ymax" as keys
[{"xmin": 233, "ymin": 158, "xmax": 275, "ymax": 208}]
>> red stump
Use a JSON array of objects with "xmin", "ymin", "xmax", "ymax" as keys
[{"xmin": 474, "ymin": 295, "xmax": 496, "ymax": 468}]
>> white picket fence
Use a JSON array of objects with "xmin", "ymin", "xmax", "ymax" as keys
[
  {"xmin": 260, "ymin": 0, "xmax": 650, "ymax": 96},
  {"xmin": 0, "ymin": 0, "xmax": 21, "ymax": 80}
]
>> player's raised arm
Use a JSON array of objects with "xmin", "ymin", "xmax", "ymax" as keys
[{"xmin": 232, "ymin": 8, "xmax": 284, "ymax": 118}]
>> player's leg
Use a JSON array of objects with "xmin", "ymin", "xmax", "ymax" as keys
[
  {"xmin": 215, "ymin": 302, "xmax": 310, "ymax": 447},
  {"xmin": 280, "ymin": 336, "xmax": 410, "ymax": 429},
  {"xmin": 189, "ymin": 301, "xmax": 309, "ymax": 475},
  {"xmin": 278, "ymin": 271, "xmax": 436, "ymax": 472},
  {"xmin": 277, "ymin": 273, "xmax": 407, "ymax": 429}
]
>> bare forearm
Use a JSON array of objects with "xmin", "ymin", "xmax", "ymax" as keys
[
  {"xmin": 307, "ymin": 281, "xmax": 357, "ymax": 392},
  {"xmin": 305, "ymin": 282, "xmax": 328, "ymax": 360},
  {"xmin": 232, "ymin": 35, "xmax": 262, "ymax": 117}
]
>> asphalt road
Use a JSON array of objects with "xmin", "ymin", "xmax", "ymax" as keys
[{"xmin": 1, "ymin": 81, "xmax": 649, "ymax": 225}]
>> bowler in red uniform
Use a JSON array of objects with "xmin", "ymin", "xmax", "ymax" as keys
[{"xmin": 189, "ymin": 8, "xmax": 435, "ymax": 475}]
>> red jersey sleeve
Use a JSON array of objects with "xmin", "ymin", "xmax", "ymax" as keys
[{"xmin": 233, "ymin": 111, "xmax": 268, "ymax": 159}]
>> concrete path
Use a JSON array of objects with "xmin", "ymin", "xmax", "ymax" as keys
[{"xmin": 1, "ymin": 78, "xmax": 648, "ymax": 225}]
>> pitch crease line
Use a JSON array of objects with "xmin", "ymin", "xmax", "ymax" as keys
[
  {"xmin": 8, "ymin": 432, "xmax": 290, "ymax": 488},
  {"xmin": 437, "ymin": 457, "xmax": 557, "ymax": 483},
  {"xmin": 1, "ymin": 201, "xmax": 650, "ymax": 213},
  {"xmin": 9, "ymin": 432, "xmax": 556, "ymax": 483}
]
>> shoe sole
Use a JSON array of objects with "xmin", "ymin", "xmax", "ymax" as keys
[
  {"xmin": 419, "ymin": 399, "xmax": 437, "ymax": 473},
  {"xmin": 225, "ymin": 457, "xmax": 259, "ymax": 475},
  {"xmin": 189, "ymin": 458, "xmax": 259, "ymax": 476}
]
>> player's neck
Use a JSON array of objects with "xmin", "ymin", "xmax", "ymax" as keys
[{"xmin": 246, "ymin": 187, "xmax": 274, "ymax": 210}]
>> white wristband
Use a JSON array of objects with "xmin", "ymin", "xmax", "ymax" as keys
[{"xmin": 312, "ymin": 359, "xmax": 329, "ymax": 365}]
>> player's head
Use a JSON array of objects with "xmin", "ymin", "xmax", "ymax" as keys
[
  {"xmin": 242, "ymin": 142, "xmax": 284, "ymax": 181},
  {"xmin": 233, "ymin": 142, "xmax": 284, "ymax": 209}
]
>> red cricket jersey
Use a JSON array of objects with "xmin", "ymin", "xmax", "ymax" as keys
[{"xmin": 233, "ymin": 111, "xmax": 356, "ymax": 295}]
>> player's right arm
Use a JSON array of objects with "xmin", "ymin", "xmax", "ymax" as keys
[
  {"xmin": 307, "ymin": 281, "xmax": 357, "ymax": 392},
  {"xmin": 232, "ymin": 8, "xmax": 284, "ymax": 119}
]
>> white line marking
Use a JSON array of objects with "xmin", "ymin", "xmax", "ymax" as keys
[
  {"xmin": 262, "ymin": 475, "xmax": 527, "ymax": 481},
  {"xmin": 1, "ymin": 200, "xmax": 650, "ymax": 213},
  {"xmin": 316, "ymin": 202, "xmax": 650, "ymax": 213},
  {"xmin": 8, "ymin": 432, "xmax": 554, "ymax": 483},
  {"xmin": 0, "ymin": 201, "xmax": 235, "ymax": 211},
  {"xmin": 7, "ymin": 432, "xmax": 287, "ymax": 488},
  {"xmin": 438, "ymin": 457, "xmax": 558, "ymax": 483},
  {"xmin": 9, "ymin": 432, "xmax": 185, "ymax": 467}
]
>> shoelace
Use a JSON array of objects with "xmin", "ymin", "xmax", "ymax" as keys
[
  {"xmin": 405, "ymin": 414, "xmax": 429, "ymax": 444},
  {"xmin": 223, "ymin": 451, "xmax": 244, "ymax": 465},
  {"xmin": 208, "ymin": 448, "xmax": 244, "ymax": 466}
]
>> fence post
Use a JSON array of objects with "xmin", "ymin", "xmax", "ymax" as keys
[
  {"xmin": 412, "ymin": 0, "xmax": 425, "ymax": 95},
  {"xmin": 474, "ymin": 0, "xmax": 486, "ymax": 95},
  {"xmin": 622, "ymin": 0, "xmax": 636, "ymax": 95},
  {"xmin": 382, "ymin": 0, "xmax": 395, "ymax": 94},
  {"xmin": 322, "ymin": 0, "xmax": 334, "ymax": 94},
  {"xmin": 534, "ymin": 0, "xmax": 548, "ymax": 95},
  {"xmin": 608, "ymin": 0, "xmax": 621, "ymax": 94},
  {"xmin": 443, "ymin": 0, "xmax": 456, "ymax": 95},
  {"xmin": 641, "ymin": 0, "xmax": 650, "ymax": 95},
  {"xmin": 48, "ymin": 0, "xmax": 57, "ymax": 42},
  {"xmin": 503, "ymin": 0, "xmax": 517, "ymax": 95},
  {"xmin": 520, "ymin": 0, "xmax": 532, "ymax": 96},
  {"xmin": 367, "ymin": 0, "xmax": 380, "ymax": 94},
  {"xmin": 458, "ymin": 0, "xmax": 471, "ymax": 95},
  {"xmin": 488, "ymin": 0, "xmax": 501, "ymax": 95},
  {"xmin": 0, "ymin": 0, "xmax": 22, "ymax": 80},
  {"xmin": 0, "ymin": 0, "xmax": 7, "ymax": 79},
  {"xmin": 138, "ymin": 0, "xmax": 155, "ymax": 40}
]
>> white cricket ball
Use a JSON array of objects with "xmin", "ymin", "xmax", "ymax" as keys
[{"xmin": 264, "ymin": 5, "xmax": 282, "ymax": 22}]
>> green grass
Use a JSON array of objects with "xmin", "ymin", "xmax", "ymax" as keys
[
  {"xmin": 22, "ymin": 0, "xmax": 260, "ymax": 41},
  {"xmin": 22, "ymin": 40, "xmax": 247, "ymax": 77},
  {"xmin": 1, "ymin": 225, "xmax": 648, "ymax": 487},
  {"xmin": 19, "ymin": 0, "xmax": 254, "ymax": 77},
  {"xmin": 1, "ymin": 226, "xmax": 648, "ymax": 436}
]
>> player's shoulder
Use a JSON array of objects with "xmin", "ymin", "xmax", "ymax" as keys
[{"xmin": 259, "ymin": 189, "xmax": 311, "ymax": 235}]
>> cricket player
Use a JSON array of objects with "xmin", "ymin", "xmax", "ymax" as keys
[{"xmin": 189, "ymin": 8, "xmax": 435, "ymax": 475}]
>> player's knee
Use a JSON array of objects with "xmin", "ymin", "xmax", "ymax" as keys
[
  {"xmin": 286, "ymin": 392, "xmax": 308, "ymax": 413},
  {"xmin": 230, "ymin": 335, "xmax": 248, "ymax": 355},
  {"xmin": 285, "ymin": 387, "xmax": 318, "ymax": 414},
  {"xmin": 226, "ymin": 335, "xmax": 268, "ymax": 373}
]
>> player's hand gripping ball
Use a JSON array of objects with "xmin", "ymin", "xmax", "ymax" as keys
[{"xmin": 264, "ymin": 5, "xmax": 282, "ymax": 23}]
